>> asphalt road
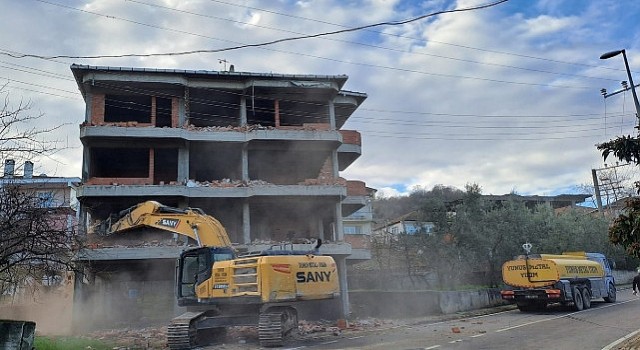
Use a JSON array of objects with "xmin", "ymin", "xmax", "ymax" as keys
[
  {"xmin": 301, "ymin": 295, "xmax": 640, "ymax": 350},
  {"xmin": 203, "ymin": 290, "xmax": 640, "ymax": 350}
]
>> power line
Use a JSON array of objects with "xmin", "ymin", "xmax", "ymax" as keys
[
  {"xmin": 29, "ymin": 0, "xmax": 509, "ymax": 60},
  {"xmin": 205, "ymin": 0, "xmax": 631, "ymax": 75},
  {"xmin": 125, "ymin": 0, "xmax": 618, "ymax": 83},
  {"xmin": 2, "ymin": 2, "xmax": 596, "ymax": 89}
]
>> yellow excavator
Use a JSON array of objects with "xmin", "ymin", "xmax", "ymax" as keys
[{"xmin": 102, "ymin": 201, "xmax": 340, "ymax": 349}]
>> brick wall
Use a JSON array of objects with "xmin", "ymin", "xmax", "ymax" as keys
[
  {"xmin": 91, "ymin": 94, "xmax": 105, "ymax": 124},
  {"xmin": 172, "ymin": 97, "xmax": 179, "ymax": 127},
  {"xmin": 340, "ymin": 130, "xmax": 361, "ymax": 146},
  {"xmin": 346, "ymin": 180, "xmax": 366, "ymax": 196}
]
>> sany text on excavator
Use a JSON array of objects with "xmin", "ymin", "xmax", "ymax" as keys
[{"xmin": 102, "ymin": 201, "xmax": 340, "ymax": 349}]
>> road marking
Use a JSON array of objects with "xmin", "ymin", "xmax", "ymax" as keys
[
  {"xmin": 347, "ymin": 336, "xmax": 364, "ymax": 340},
  {"xmin": 496, "ymin": 299, "xmax": 636, "ymax": 333},
  {"xmin": 602, "ymin": 329, "xmax": 640, "ymax": 350},
  {"xmin": 448, "ymin": 339, "xmax": 463, "ymax": 344},
  {"xmin": 424, "ymin": 345, "xmax": 441, "ymax": 349},
  {"xmin": 320, "ymin": 340, "xmax": 338, "ymax": 345},
  {"xmin": 471, "ymin": 333, "xmax": 486, "ymax": 338}
]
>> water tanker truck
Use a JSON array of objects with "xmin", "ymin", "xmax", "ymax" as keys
[{"xmin": 500, "ymin": 243, "xmax": 616, "ymax": 311}]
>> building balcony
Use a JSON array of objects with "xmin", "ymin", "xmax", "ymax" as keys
[{"xmin": 337, "ymin": 130, "xmax": 361, "ymax": 170}]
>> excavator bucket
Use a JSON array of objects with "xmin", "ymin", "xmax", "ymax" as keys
[{"xmin": 0, "ymin": 319, "xmax": 36, "ymax": 350}]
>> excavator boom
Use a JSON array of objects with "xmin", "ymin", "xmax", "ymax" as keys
[{"xmin": 105, "ymin": 201, "xmax": 231, "ymax": 247}]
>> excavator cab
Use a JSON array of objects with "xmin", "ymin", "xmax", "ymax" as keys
[{"xmin": 176, "ymin": 246, "xmax": 236, "ymax": 306}]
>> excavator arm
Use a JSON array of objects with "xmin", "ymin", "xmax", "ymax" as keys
[{"xmin": 104, "ymin": 201, "xmax": 232, "ymax": 247}]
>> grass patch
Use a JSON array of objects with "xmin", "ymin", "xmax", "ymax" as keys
[{"xmin": 34, "ymin": 336, "xmax": 117, "ymax": 350}]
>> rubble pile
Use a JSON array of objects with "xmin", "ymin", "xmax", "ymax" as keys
[
  {"xmin": 184, "ymin": 124, "xmax": 273, "ymax": 132},
  {"xmin": 188, "ymin": 178, "xmax": 272, "ymax": 188},
  {"xmin": 84, "ymin": 318, "xmax": 389, "ymax": 349}
]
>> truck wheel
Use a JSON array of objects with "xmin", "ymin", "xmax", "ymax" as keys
[
  {"xmin": 604, "ymin": 283, "xmax": 617, "ymax": 303},
  {"xmin": 581, "ymin": 288, "xmax": 591, "ymax": 309},
  {"xmin": 572, "ymin": 286, "xmax": 584, "ymax": 311}
]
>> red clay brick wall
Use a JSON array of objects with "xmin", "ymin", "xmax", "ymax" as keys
[
  {"xmin": 91, "ymin": 94, "xmax": 105, "ymax": 124},
  {"xmin": 340, "ymin": 130, "xmax": 361, "ymax": 146},
  {"xmin": 172, "ymin": 97, "xmax": 179, "ymax": 127},
  {"xmin": 151, "ymin": 96, "xmax": 157, "ymax": 126},
  {"xmin": 347, "ymin": 180, "xmax": 367, "ymax": 196}
]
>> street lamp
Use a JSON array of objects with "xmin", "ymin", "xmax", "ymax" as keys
[{"xmin": 600, "ymin": 49, "xmax": 640, "ymax": 125}]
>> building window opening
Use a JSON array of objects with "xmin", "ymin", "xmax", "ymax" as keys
[
  {"xmin": 104, "ymin": 95, "xmax": 152, "ymax": 123},
  {"xmin": 91, "ymin": 148, "xmax": 149, "ymax": 178},
  {"xmin": 344, "ymin": 225, "xmax": 362, "ymax": 235},
  {"xmin": 156, "ymin": 97, "xmax": 173, "ymax": 127}
]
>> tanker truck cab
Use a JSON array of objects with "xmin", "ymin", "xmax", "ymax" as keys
[{"xmin": 501, "ymin": 245, "xmax": 617, "ymax": 312}]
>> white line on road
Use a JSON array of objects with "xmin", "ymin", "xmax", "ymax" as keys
[
  {"xmin": 347, "ymin": 336, "xmax": 364, "ymax": 340},
  {"xmin": 496, "ymin": 299, "xmax": 636, "ymax": 333},
  {"xmin": 602, "ymin": 329, "xmax": 640, "ymax": 350},
  {"xmin": 424, "ymin": 345, "xmax": 441, "ymax": 349},
  {"xmin": 320, "ymin": 340, "xmax": 338, "ymax": 345},
  {"xmin": 471, "ymin": 333, "xmax": 486, "ymax": 338}
]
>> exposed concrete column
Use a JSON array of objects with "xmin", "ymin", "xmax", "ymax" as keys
[
  {"xmin": 84, "ymin": 90, "xmax": 92, "ymax": 123},
  {"xmin": 78, "ymin": 204, "xmax": 89, "ymax": 236},
  {"xmin": 274, "ymin": 99, "xmax": 280, "ymax": 127},
  {"xmin": 241, "ymin": 143, "xmax": 249, "ymax": 181},
  {"xmin": 178, "ymin": 144, "xmax": 190, "ymax": 184},
  {"xmin": 328, "ymin": 100, "xmax": 336, "ymax": 130},
  {"xmin": 331, "ymin": 150, "xmax": 339, "ymax": 179},
  {"xmin": 317, "ymin": 218, "xmax": 324, "ymax": 241},
  {"xmin": 337, "ymin": 257, "xmax": 350, "ymax": 317},
  {"xmin": 184, "ymin": 87, "xmax": 190, "ymax": 125},
  {"xmin": 82, "ymin": 147, "xmax": 90, "ymax": 181},
  {"xmin": 242, "ymin": 200, "xmax": 251, "ymax": 244},
  {"xmin": 240, "ymin": 96, "xmax": 247, "ymax": 126},
  {"xmin": 335, "ymin": 202, "xmax": 344, "ymax": 241}
]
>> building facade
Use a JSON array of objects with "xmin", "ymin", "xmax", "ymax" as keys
[
  {"xmin": 71, "ymin": 64, "xmax": 368, "ymax": 329},
  {"xmin": 0, "ymin": 159, "xmax": 81, "ymax": 334}
]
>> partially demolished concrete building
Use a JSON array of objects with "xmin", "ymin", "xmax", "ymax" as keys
[{"xmin": 70, "ymin": 64, "xmax": 368, "ymax": 329}]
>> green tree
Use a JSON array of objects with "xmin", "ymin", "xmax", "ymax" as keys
[{"xmin": 597, "ymin": 136, "xmax": 640, "ymax": 258}]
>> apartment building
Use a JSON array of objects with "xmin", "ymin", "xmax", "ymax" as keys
[{"xmin": 70, "ymin": 64, "xmax": 368, "ymax": 329}]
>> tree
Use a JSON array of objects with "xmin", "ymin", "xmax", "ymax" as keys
[
  {"xmin": 0, "ymin": 184, "xmax": 78, "ymax": 294},
  {"xmin": 0, "ymin": 86, "xmax": 64, "ymax": 162},
  {"xmin": 0, "ymin": 88, "xmax": 75, "ymax": 295},
  {"xmin": 597, "ymin": 135, "xmax": 640, "ymax": 258}
]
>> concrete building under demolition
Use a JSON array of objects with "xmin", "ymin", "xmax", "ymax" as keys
[{"xmin": 70, "ymin": 64, "xmax": 369, "ymax": 330}]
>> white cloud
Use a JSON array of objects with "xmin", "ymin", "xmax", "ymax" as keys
[
  {"xmin": 0, "ymin": 0, "xmax": 637, "ymax": 198},
  {"xmin": 517, "ymin": 15, "xmax": 581, "ymax": 38}
]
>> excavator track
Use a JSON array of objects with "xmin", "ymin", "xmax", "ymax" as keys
[
  {"xmin": 258, "ymin": 312, "xmax": 284, "ymax": 347},
  {"xmin": 167, "ymin": 311, "xmax": 204, "ymax": 350}
]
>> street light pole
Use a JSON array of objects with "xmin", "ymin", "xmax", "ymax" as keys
[{"xmin": 600, "ymin": 49, "xmax": 640, "ymax": 127}]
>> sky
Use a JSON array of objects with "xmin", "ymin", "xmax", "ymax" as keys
[{"xmin": 2, "ymin": 0, "xmax": 640, "ymax": 199}]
